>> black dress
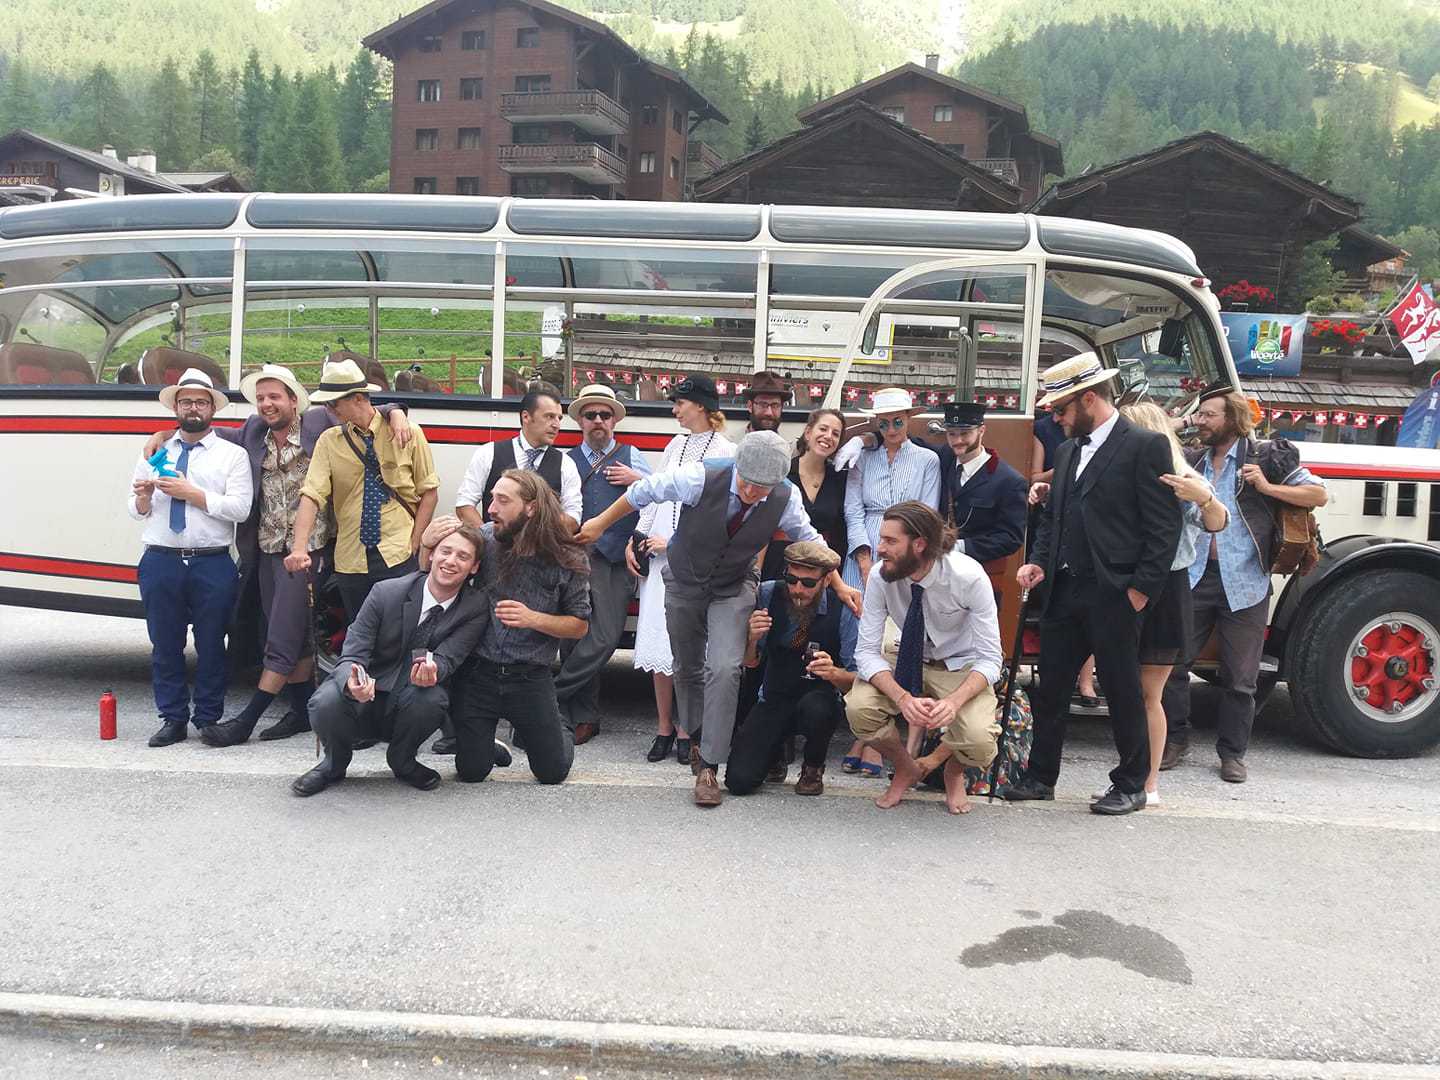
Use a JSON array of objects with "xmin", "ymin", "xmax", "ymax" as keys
[{"xmin": 761, "ymin": 458, "xmax": 848, "ymax": 581}]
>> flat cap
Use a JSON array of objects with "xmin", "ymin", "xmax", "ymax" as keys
[{"xmin": 782, "ymin": 540, "xmax": 841, "ymax": 573}]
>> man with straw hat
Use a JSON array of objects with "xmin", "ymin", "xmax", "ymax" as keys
[
  {"xmin": 127, "ymin": 369, "xmax": 253, "ymax": 748},
  {"xmin": 1004, "ymin": 353, "xmax": 1181, "ymax": 815}
]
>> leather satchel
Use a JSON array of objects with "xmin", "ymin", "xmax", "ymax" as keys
[{"xmin": 1270, "ymin": 504, "xmax": 1319, "ymax": 576}]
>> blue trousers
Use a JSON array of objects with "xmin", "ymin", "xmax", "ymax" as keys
[{"xmin": 137, "ymin": 548, "xmax": 238, "ymax": 727}]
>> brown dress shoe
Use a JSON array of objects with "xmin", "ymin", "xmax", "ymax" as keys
[
  {"xmin": 689, "ymin": 742, "xmax": 702, "ymax": 776},
  {"xmin": 694, "ymin": 767, "xmax": 723, "ymax": 807},
  {"xmin": 794, "ymin": 763, "xmax": 824, "ymax": 796},
  {"xmin": 573, "ymin": 721, "xmax": 600, "ymax": 746},
  {"xmin": 766, "ymin": 757, "xmax": 788, "ymax": 783},
  {"xmin": 1159, "ymin": 740, "xmax": 1189, "ymax": 771},
  {"xmin": 1220, "ymin": 758, "xmax": 1248, "ymax": 783}
]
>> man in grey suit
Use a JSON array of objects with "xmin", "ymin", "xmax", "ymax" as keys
[{"xmin": 291, "ymin": 523, "xmax": 488, "ymax": 797}]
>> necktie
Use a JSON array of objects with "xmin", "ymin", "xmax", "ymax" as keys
[
  {"xmin": 727, "ymin": 504, "xmax": 748, "ymax": 538},
  {"xmin": 894, "ymin": 583, "xmax": 926, "ymax": 696},
  {"xmin": 359, "ymin": 432, "xmax": 387, "ymax": 547},
  {"xmin": 414, "ymin": 604, "xmax": 441, "ymax": 651},
  {"xmin": 168, "ymin": 442, "xmax": 192, "ymax": 534},
  {"xmin": 526, "ymin": 446, "xmax": 544, "ymax": 469}
]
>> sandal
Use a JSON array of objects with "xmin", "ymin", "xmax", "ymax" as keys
[
  {"xmin": 858, "ymin": 760, "xmax": 883, "ymax": 779},
  {"xmin": 841, "ymin": 755, "xmax": 863, "ymax": 774}
]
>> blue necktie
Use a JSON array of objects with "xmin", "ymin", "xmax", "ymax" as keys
[
  {"xmin": 168, "ymin": 442, "xmax": 192, "ymax": 534},
  {"xmin": 526, "ymin": 446, "xmax": 544, "ymax": 469},
  {"xmin": 359, "ymin": 432, "xmax": 387, "ymax": 547},
  {"xmin": 895, "ymin": 583, "xmax": 926, "ymax": 696}
]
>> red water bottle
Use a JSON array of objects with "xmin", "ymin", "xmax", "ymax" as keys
[{"xmin": 99, "ymin": 690, "xmax": 117, "ymax": 740}]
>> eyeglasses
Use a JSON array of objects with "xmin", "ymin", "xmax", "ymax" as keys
[
  {"xmin": 175, "ymin": 398, "xmax": 213, "ymax": 409},
  {"xmin": 875, "ymin": 417, "xmax": 908, "ymax": 430},
  {"xmin": 581, "ymin": 410, "xmax": 614, "ymax": 422},
  {"xmin": 783, "ymin": 572, "xmax": 823, "ymax": 588}
]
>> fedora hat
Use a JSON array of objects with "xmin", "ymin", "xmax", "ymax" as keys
[
  {"xmin": 1035, "ymin": 352, "xmax": 1120, "ymax": 409},
  {"xmin": 568, "ymin": 383, "xmax": 627, "ymax": 424},
  {"xmin": 867, "ymin": 386, "xmax": 923, "ymax": 417},
  {"xmin": 742, "ymin": 370, "xmax": 790, "ymax": 402},
  {"xmin": 310, "ymin": 356, "xmax": 381, "ymax": 403},
  {"xmin": 240, "ymin": 363, "xmax": 310, "ymax": 412},
  {"xmin": 158, "ymin": 368, "xmax": 228, "ymax": 412}
]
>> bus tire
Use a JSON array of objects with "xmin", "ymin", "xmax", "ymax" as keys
[{"xmin": 1289, "ymin": 570, "xmax": 1440, "ymax": 758}]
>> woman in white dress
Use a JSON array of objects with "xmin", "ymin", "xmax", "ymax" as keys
[{"xmin": 630, "ymin": 374, "xmax": 735, "ymax": 764}]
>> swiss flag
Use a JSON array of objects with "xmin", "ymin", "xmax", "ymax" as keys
[
  {"xmin": 1332, "ymin": 411, "xmax": 1348, "ymax": 426},
  {"xmin": 1354, "ymin": 413, "xmax": 1370, "ymax": 429},
  {"xmin": 1314, "ymin": 411, "xmax": 1328, "ymax": 427},
  {"xmin": 716, "ymin": 381, "xmax": 728, "ymax": 394}
]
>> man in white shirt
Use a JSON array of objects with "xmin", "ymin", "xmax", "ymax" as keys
[
  {"xmin": 846, "ymin": 501, "xmax": 1003, "ymax": 815},
  {"xmin": 127, "ymin": 369, "xmax": 253, "ymax": 748},
  {"xmin": 455, "ymin": 388, "xmax": 582, "ymax": 530}
]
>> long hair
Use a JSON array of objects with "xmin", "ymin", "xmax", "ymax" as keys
[
  {"xmin": 1211, "ymin": 391, "xmax": 1256, "ymax": 439},
  {"xmin": 795, "ymin": 407, "xmax": 846, "ymax": 459},
  {"xmin": 494, "ymin": 469, "xmax": 590, "ymax": 574},
  {"xmin": 1122, "ymin": 401, "xmax": 1193, "ymax": 476},
  {"xmin": 882, "ymin": 501, "xmax": 957, "ymax": 560}
]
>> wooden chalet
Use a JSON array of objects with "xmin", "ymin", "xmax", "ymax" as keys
[
  {"xmin": 1030, "ymin": 131, "xmax": 1361, "ymax": 301},
  {"xmin": 693, "ymin": 100, "xmax": 1023, "ymax": 212},
  {"xmin": 1333, "ymin": 226, "xmax": 1410, "ymax": 296}
]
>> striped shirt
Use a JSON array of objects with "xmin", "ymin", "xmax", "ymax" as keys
[{"xmin": 843, "ymin": 440, "xmax": 941, "ymax": 556}]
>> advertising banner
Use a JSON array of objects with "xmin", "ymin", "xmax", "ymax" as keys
[
  {"xmin": 766, "ymin": 309, "xmax": 900, "ymax": 366},
  {"xmin": 1220, "ymin": 312, "xmax": 1307, "ymax": 377},
  {"xmin": 1395, "ymin": 380, "xmax": 1440, "ymax": 450}
]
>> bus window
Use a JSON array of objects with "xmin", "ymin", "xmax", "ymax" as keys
[
  {"xmin": 12, "ymin": 293, "xmax": 106, "ymax": 371},
  {"xmin": 377, "ymin": 297, "xmax": 493, "ymax": 395}
]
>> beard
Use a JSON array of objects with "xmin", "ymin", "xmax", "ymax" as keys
[
  {"xmin": 879, "ymin": 549, "xmax": 922, "ymax": 582},
  {"xmin": 492, "ymin": 518, "xmax": 521, "ymax": 545},
  {"xmin": 1200, "ymin": 424, "xmax": 1234, "ymax": 447},
  {"xmin": 178, "ymin": 414, "xmax": 209, "ymax": 433},
  {"xmin": 750, "ymin": 415, "xmax": 781, "ymax": 432}
]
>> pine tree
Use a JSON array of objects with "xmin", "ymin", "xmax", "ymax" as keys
[
  {"xmin": 0, "ymin": 57, "xmax": 42, "ymax": 131},
  {"xmin": 292, "ymin": 74, "xmax": 345, "ymax": 192},
  {"xmin": 744, "ymin": 111, "xmax": 765, "ymax": 152},
  {"xmin": 239, "ymin": 49, "xmax": 269, "ymax": 171},
  {"xmin": 189, "ymin": 50, "xmax": 226, "ymax": 152},
  {"xmin": 68, "ymin": 63, "xmax": 132, "ymax": 151},
  {"xmin": 255, "ymin": 70, "xmax": 294, "ymax": 192},
  {"xmin": 147, "ymin": 58, "xmax": 198, "ymax": 169},
  {"xmin": 338, "ymin": 50, "xmax": 385, "ymax": 186}
]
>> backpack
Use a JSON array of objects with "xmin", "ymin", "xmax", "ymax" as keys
[{"xmin": 918, "ymin": 688, "xmax": 1034, "ymax": 795}]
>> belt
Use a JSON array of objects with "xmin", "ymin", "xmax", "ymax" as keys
[
  {"xmin": 475, "ymin": 658, "xmax": 550, "ymax": 677},
  {"xmin": 146, "ymin": 545, "xmax": 230, "ymax": 558}
]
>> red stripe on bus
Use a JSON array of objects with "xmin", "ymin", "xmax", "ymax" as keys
[
  {"xmin": 422, "ymin": 426, "xmax": 673, "ymax": 451},
  {"xmin": 1308, "ymin": 464, "xmax": 1440, "ymax": 482},
  {"xmin": 0, "ymin": 552, "xmax": 138, "ymax": 583}
]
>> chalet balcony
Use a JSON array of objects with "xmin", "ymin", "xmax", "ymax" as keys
[
  {"xmin": 686, "ymin": 140, "xmax": 724, "ymax": 177},
  {"xmin": 499, "ymin": 90, "xmax": 630, "ymax": 137},
  {"xmin": 973, "ymin": 157, "xmax": 1021, "ymax": 186},
  {"xmin": 498, "ymin": 142, "xmax": 628, "ymax": 185}
]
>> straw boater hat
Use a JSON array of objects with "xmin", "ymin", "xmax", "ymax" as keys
[
  {"xmin": 310, "ymin": 356, "xmax": 381, "ymax": 403},
  {"xmin": 239, "ymin": 363, "xmax": 310, "ymax": 412},
  {"xmin": 568, "ymin": 383, "xmax": 626, "ymax": 423},
  {"xmin": 867, "ymin": 386, "xmax": 924, "ymax": 417},
  {"xmin": 158, "ymin": 368, "xmax": 228, "ymax": 412},
  {"xmin": 1035, "ymin": 352, "xmax": 1120, "ymax": 409}
]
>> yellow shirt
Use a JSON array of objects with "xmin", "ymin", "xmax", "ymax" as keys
[{"xmin": 301, "ymin": 411, "xmax": 439, "ymax": 574}]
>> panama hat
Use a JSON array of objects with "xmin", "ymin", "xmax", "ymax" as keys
[
  {"xmin": 1035, "ymin": 352, "xmax": 1120, "ymax": 409},
  {"xmin": 568, "ymin": 383, "xmax": 627, "ymax": 423},
  {"xmin": 158, "ymin": 368, "xmax": 228, "ymax": 412},
  {"xmin": 867, "ymin": 386, "xmax": 924, "ymax": 417},
  {"xmin": 239, "ymin": 363, "xmax": 310, "ymax": 412},
  {"xmin": 310, "ymin": 356, "xmax": 382, "ymax": 403}
]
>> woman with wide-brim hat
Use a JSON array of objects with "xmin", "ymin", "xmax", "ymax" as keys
[{"xmin": 838, "ymin": 387, "xmax": 940, "ymax": 778}]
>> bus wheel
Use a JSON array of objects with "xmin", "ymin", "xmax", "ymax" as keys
[{"xmin": 1290, "ymin": 570, "xmax": 1440, "ymax": 757}]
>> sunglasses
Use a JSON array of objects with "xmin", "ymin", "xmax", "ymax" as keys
[
  {"xmin": 875, "ymin": 417, "xmax": 908, "ymax": 430},
  {"xmin": 580, "ymin": 410, "xmax": 614, "ymax": 421},
  {"xmin": 783, "ymin": 572, "xmax": 823, "ymax": 588}
]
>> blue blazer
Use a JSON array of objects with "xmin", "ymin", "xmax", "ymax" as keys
[{"xmin": 936, "ymin": 445, "xmax": 1028, "ymax": 567}]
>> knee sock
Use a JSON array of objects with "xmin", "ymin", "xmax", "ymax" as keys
[
  {"xmin": 286, "ymin": 681, "xmax": 315, "ymax": 726},
  {"xmin": 233, "ymin": 689, "xmax": 276, "ymax": 727}
]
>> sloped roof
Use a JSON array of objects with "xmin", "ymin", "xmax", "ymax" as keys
[
  {"xmin": 694, "ymin": 99, "xmax": 1021, "ymax": 209},
  {"xmin": 0, "ymin": 129, "xmax": 187, "ymax": 194}
]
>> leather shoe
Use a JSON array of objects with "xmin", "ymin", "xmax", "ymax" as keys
[
  {"xmin": 258, "ymin": 710, "xmax": 310, "ymax": 741},
  {"xmin": 430, "ymin": 736, "xmax": 457, "ymax": 755},
  {"xmin": 1091, "ymin": 787, "xmax": 1146, "ymax": 815},
  {"xmin": 694, "ymin": 767, "xmax": 723, "ymax": 807},
  {"xmin": 148, "ymin": 720, "xmax": 187, "ymax": 747},
  {"xmin": 200, "ymin": 718, "xmax": 254, "ymax": 747},
  {"xmin": 493, "ymin": 739, "xmax": 513, "ymax": 768},
  {"xmin": 291, "ymin": 764, "xmax": 342, "ymax": 797},
  {"xmin": 1001, "ymin": 775, "xmax": 1055, "ymax": 801},
  {"xmin": 573, "ymin": 721, "xmax": 600, "ymax": 746},
  {"xmin": 766, "ymin": 757, "xmax": 788, "ymax": 783},
  {"xmin": 1220, "ymin": 757, "xmax": 1248, "ymax": 783},
  {"xmin": 674, "ymin": 737, "xmax": 691, "ymax": 765},
  {"xmin": 795, "ymin": 763, "xmax": 824, "ymax": 796},
  {"xmin": 396, "ymin": 763, "xmax": 441, "ymax": 791},
  {"xmin": 1159, "ymin": 740, "xmax": 1189, "ymax": 771},
  {"xmin": 646, "ymin": 733, "xmax": 676, "ymax": 762}
]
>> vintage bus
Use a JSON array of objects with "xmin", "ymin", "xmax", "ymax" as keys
[{"xmin": 0, "ymin": 194, "xmax": 1436, "ymax": 757}]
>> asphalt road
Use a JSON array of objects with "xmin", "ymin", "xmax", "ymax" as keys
[{"xmin": 2, "ymin": 606, "xmax": 1438, "ymax": 1074}]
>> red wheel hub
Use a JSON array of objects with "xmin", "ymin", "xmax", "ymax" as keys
[{"xmin": 1351, "ymin": 622, "xmax": 1435, "ymax": 714}]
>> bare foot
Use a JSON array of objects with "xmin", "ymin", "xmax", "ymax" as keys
[
  {"xmin": 942, "ymin": 759, "xmax": 972, "ymax": 815},
  {"xmin": 944, "ymin": 788, "xmax": 972, "ymax": 814},
  {"xmin": 875, "ymin": 760, "xmax": 922, "ymax": 809}
]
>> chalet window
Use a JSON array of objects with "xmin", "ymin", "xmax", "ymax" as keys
[
  {"xmin": 461, "ymin": 30, "xmax": 486, "ymax": 50},
  {"xmin": 512, "ymin": 124, "xmax": 550, "ymax": 145},
  {"xmin": 515, "ymin": 74, "xmax": 552, "ymax": 93},
  {"xmin": 417, "ymin": 80, "xmax": 441, "ymax": 103},
  {"xmin": 638, "ymin": 152, "xmax": 655, "ymax": 174},
  {"xmin": 413, "ymin": 177, "xmax": 438, "ymax": 195},
  {"xmin": 517, "ymin": 26, "xmax": 539, "ymax": 48},
  {"xmin": 456, "ymin": 176, "xmax": 483, "ymax": 195},
  {"xmin": 1397, "ymin": 482, "xmax": 1418, "ymax": 517},
  {"xmin": 1363, "ymin": 481, "xmax": 1387, "ymax": 517},
  {"xmin": 460, "ymin": 78, "xmax": 483, "ymax": 100},
  {"xmin": 419, "ymin": 35, "xmax": 442, "ymax": 53},
  {"xmin": 512, "ymin": 176, "xmax": 550, "ymax": 195},
  {"xmin": 458, "ymin": 127, "xmax": 484, "ymax": 150},
  {"xmin": 669, "ymin": 156, "xmax": 680, "ymax": 179},
  {"xmin": 881, "ymin": 105, "xmax": 904, "ymax": 122},
  {"xmin": 641, "ymin": 105, "xmax": 658, "ymax": 125},
  {"xmin": 933, "ymin": 104, "xmax": 953, "ymax": 122},
  {"xmin": 672, "ymin": 109, "xmax": 684, "ymax": 132},
  {"xmin": 415, "ymin": 128, "xmax": 439, "ymax": 151}
]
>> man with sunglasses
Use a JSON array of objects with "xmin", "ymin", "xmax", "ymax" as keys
[
  {"xmin": 554, "ymin": 384, "xmax": 651, "ymax": 745},
  {"xmin": 726, "ymin": 542, "xmax": 855, "ymax": 797}
]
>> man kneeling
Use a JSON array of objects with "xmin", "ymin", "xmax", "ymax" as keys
[
  {"xmin": 726, "ymin": 541, "xmax": 856, "ymax": 797},
  {"xmin": 846, "ymin": 502, "xmax": 1003, "ymax": 814},
  {"xmin": 292, "ymin": 524, "xmax": 487, "ymax": 796}
]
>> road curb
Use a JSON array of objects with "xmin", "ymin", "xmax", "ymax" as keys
[{"xmin": 2, "ymin": 992, "xmax": 1437, "ymax": 1079}]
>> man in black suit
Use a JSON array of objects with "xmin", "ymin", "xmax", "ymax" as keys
[
  {"xmin": 1004, "ymin": 354, "xmax": 1182, "ymax": 815},
  {"xmin": 936, "ymin": 401, "xmax": 1028, "ymax": 575},
  {"xmin": 291, "ymin": 523, "xmax": 489, "ymax": 797}
]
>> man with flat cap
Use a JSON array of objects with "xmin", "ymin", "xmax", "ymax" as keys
[
  {"xmin": 726, "ymin": 541, "xmax": 856, "ymax": 798},
  {"xmin": 936, "ymin": 401, "xmax": 1028, "ymax": 577},
  {"xmin": 578, "ymin": 430, "xmax": 861, "ymax": 807}
]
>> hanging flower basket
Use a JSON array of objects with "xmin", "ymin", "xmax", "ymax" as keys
[
  {"xmin": 1308, "ymin": 318, "xmax": 1365, "ymax": 351},
  {"xmin": 1216, "ymin": 280, "xmax": 1275, "ymax": 309}
]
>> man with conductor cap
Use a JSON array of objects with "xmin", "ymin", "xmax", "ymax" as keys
[
  {"xmin": 578, "ymin": 430, "xmax": 862, "ymax": 807},
  {"xmin": 936, "ymin": 401, "xmax": 1028, "ymax": 574}
]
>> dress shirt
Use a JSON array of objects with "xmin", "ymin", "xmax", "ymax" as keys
[
  {"xmin": 128, "ymin": 430, "xmax": 253, "ymax": 549},
  {"xmin": 1073, "ymin": 410, "xmax": 1118, "ymax": 479},
  {"xmin": 626, "ymin": 461, "xmax": 822, "ymax": 543},
  {"xmin": 455, "ymin": 431, "xmax": 583, "ymax": 521},
  {"xmin": 956, "ymin": 449, "xmax": 990, "ymax": 488},
  {"xmin": 855, "ymin": 550, "xmax": 1003, "ymax": 687},
  {"xmin": 420, "ymin": 582, "xmax": 458, "ymax": 619}
]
